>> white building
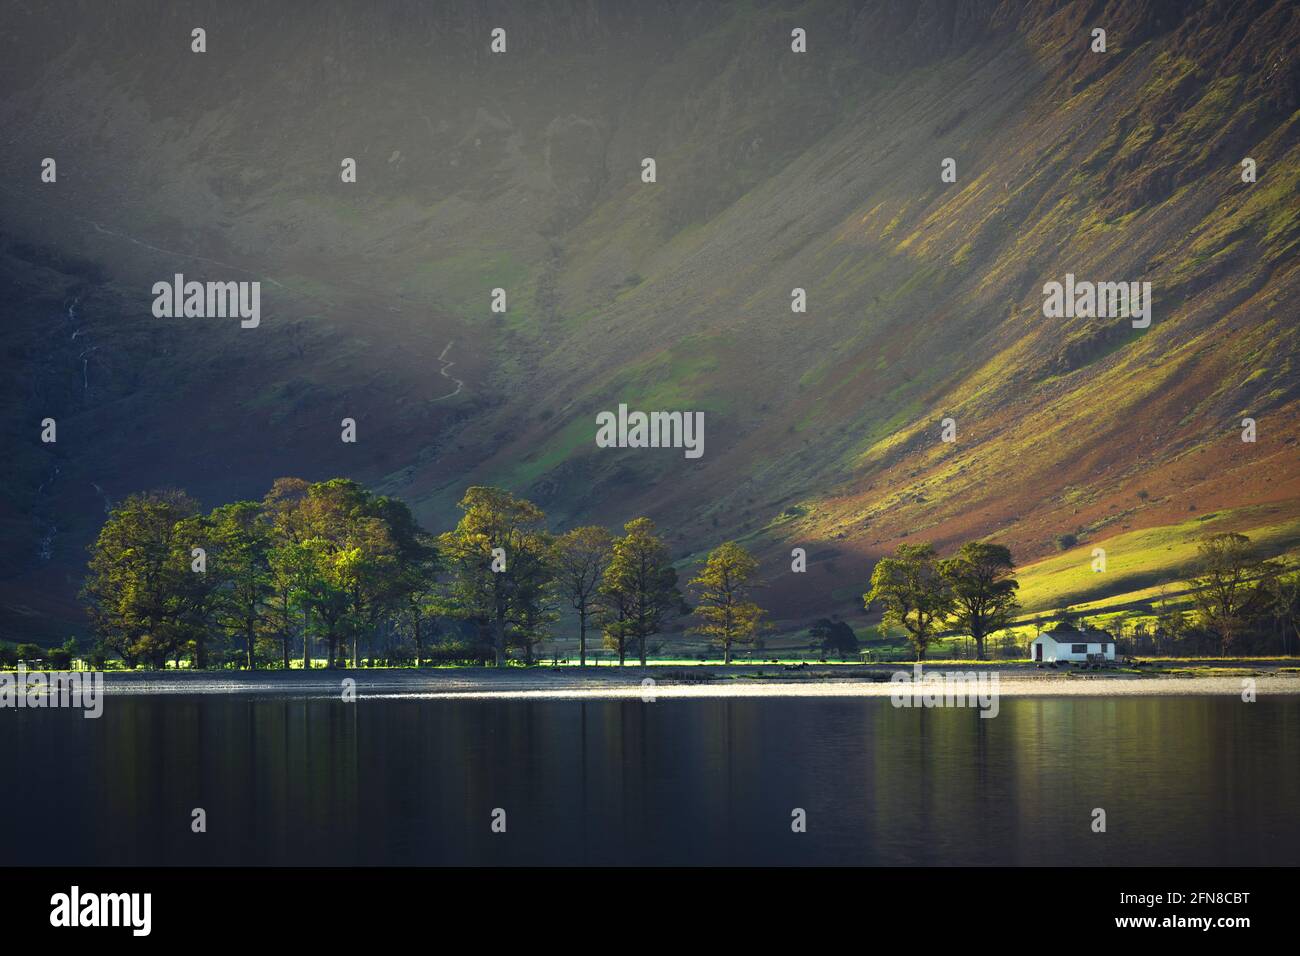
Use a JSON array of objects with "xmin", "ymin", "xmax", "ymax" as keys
[{"xmin": 1030, "ymin": 629, "xmax": 1116, "ymax": 663}]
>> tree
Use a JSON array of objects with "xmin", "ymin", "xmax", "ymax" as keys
[
  {"xmin": 339, "ymin": 512, "xmax": 401, "ymax": 666},
  {"xmin": 598, "ymin": 583, "xmax": 632, "ymax": 665},
  {"xmin": 290, "ymin": 479, "xmax": 374, "ymax": 667},
  {"xmin": 688, "ymin": 541, "xmax": 767, "ymax": 663},
  {"xmin": 809, "ymin": 617, "xmax": 859, "ymax": 658},
  {"xmin": 602, "ymin": 518, "xmax": 682, "ymax": 666},
  {"xmin": 209, "ymin": 501, "xmax": 272, "ymax": 669},
  {"xmin": 938, "ymin": 542, "xmax": 1021, "ymax": 661},
  {"xmin": 57, "ymin": 636, "xmax": 80, "ymax": 669},
  {"xmin": 1191, "ymin": 533, "xmax": 1280, "ymax": 654},
  {"xmin": 287, "ymin": 478, "xmax": 412, "ymax": 668},
  {"xmin": 301, "ymin": 540, "xmax": 352, "ymax": 668},
  {"xmin": 394, "ymin": 536, "xmax": 441, "ymax": 666},
  {"xmin": 864, "ymin": 543, "xmax": 953, "ymax": 661},
  {"xmin": 1153, "ymin": 589, "xmax": 1190, "ymax": 656},
  {"xmin": 170, "ymin": 511, "xmax": 222, "ymax": 668},
  {"xmin": 82, "ymin": 490, "xmax": 201, "ymax": 668},
  {"xmin": 263, "ymin": 477, "xmax": 311, "ymax": 668},
  {"xmin": 438, "ymin": 487, "xmax": 555, "ymax": 667},
  {"xmin": 268, "ymin": 540, "xmax": 317, "ymax": 668},
  {"xmin": 1263, "ymin": 570, "xmax": 1300, "ymax": 656},
  {"xmin": 554, "ymin": 526, "xmax": 613, "ymax": 666},
  {"xmin": 511, "ymin": 570, "xmax": 561, "ymax": 665},
  {"xmin": 370, "ymin": 497, "xmax": 439, "ymax": 665}
]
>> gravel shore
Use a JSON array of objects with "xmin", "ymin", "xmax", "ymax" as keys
[{"xmin": 91, "ymin": 662, "xmax": 1300, "ymax": 699}]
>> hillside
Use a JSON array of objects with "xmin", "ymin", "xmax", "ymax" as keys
[{"xmin": 2, "ymin": 0, "xmax": 1298, "ymax": 641}]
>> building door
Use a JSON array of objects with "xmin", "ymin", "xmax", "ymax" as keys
[{"xmin": 1034, "ymin": 644, "xmax": 1042, "ymax": 662}]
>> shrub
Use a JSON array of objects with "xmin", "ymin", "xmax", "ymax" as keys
[{"xmin": 423, "ymin": 641, "xmax": 492, "ymax": 666}]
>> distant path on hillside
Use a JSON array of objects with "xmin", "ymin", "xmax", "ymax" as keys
[{"xmin": 433, "ymin": 340, "xmax": 464, "ymax": 400}]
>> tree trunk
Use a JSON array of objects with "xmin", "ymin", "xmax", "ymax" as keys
[
  {"xmin": 578, "ymin": 610, "xmax": 587, "ymax": 667},
  {"xmin": 301, "ymin": 609, "xmax": 310, "ymax": 669},
  {"xmin": 723, "ymin": 640, "xmax": 731, "ymax": 665},
  {"xmin": 414, "ymin": 616, "xmax": 422, "ymax": 668},
  {"xmin": 493, "ymin": 613, "xmax": 506, "ymax": 668},
  {"xmin": 246, "ymin": 628, "xmax": 255, "ymax": 670},
  {"xmin": 195, "ymin": 633, "xmax": 207, "ymax": 670}
]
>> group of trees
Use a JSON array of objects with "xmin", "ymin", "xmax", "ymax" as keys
[
  {"xmin": 1185, "ymin": 532, "xmax": 1297, "ymax": 656},
  {"xmin": 866, "ymin": 532, "xmax": 1300, "ymax": 660},
  {"xmin": 0, "ymin": 637, "xmax": 84, "ymax": 670},
  {"xmin": 82, "ymin": 479, "xmax": 432, "ymax": 669},
  {"xmin": 74, "ymin": 477, "xmax": 1300, "ymax": 669},
  {"xmin": 80, "ymin": 480, "xmax": 771, "ymax": 669},
  {"xmin": 865, "ymin": 541, "xmax": 1022, "ymax": 660}
]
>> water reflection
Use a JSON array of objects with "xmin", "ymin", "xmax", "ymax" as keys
[{"xmin": 3, "ymin": 696, "xmax": 1296, "ymax": 865}]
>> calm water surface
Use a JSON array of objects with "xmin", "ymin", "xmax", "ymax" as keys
[{"xmin": 3, "ymin": 696, "xmax": 1297, "ymax": 865}]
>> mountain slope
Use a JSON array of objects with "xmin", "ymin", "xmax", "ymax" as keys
[{"xmin": 2, "ymin": 0, "xmax": 1297, "ymax": 639}]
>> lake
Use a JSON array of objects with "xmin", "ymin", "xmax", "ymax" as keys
[{"xmin": 3, "ymin": 695, "xmax": 1297, "ymax": 865}]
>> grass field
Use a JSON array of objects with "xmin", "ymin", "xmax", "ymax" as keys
[{"xmin": 1013, "ymin": 506, "xmax": 1300, "ymax": 612}]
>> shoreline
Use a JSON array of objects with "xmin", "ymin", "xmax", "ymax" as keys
[{"xmin": 71, "ymin": 663, "xmax": 1300, "ymax": 699}]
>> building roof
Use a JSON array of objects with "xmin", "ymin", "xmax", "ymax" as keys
[{"xmin": 1035, "ymin": 632, "xmax": 1114, "ymax": 645}]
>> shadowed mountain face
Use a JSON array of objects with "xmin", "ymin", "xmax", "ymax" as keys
[{"xmin": 2, "ymin": 0, "xmax": 1298, "ymax": 639}]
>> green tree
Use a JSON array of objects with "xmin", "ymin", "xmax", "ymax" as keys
[
  {"xmin": 938, "ymin": 542, "xmax": 1021, "ymax": 661},
  {"xmin": 864, "ymin": 543, "xmax": 953, "ymax": 661},
  {"xmin": 1263, "ymin": 570, "xmax": 1300, "ymax": 656},
  {"xmin": 56, "ymin": 636, "xmax": 81, "ymax": 670},
  {"xmin": 82, "ymin": 490, "xmax": 201, "ymax": 668},
  {"xmin": 268, "ymin": 540, "xmax": 317, "ymax": 667},
  {"xmin": 598, "ymin": 584, "xmax": 632, "ymax": 665},
  {"xmin": 554, "ymin": 526, "xmax": 613, "ymax": 666},
  {"xmin": 295, "ymin": 479, "xmax": 374, "ymax": 667},
  {"xmin": 602, "ymin": 518, "xmax": 682, "ymax": 666},
  {"xmin": 170, "ymin": 511, "xmax": 222, "ymax": 668},
  {"xmin": 209, "ymin": 501, "xmax": 273, "ymax": 669},
  {"xmin": 438, "ymin": 487, "xmax": 555, "ymax": 668},
  {"xmin": 1191, "ymin": 532, "xmax": 1280, "ymax": 654},
  {"xmin": 339, "ymin": 513, "xmax": 400, "ymax": 666},
  {"xmin": 287, "ymin": 478, "xmax": 421, "ymax": 668},
  {"xmin": 263, "ymin": 477, "xmax": 312, "ymax": 668},
  {"xmin": 688, "ymin": 541, "xmax": 766, "ymax": 663},
  {"xmin": 809, "ymin": 618, "xmax": 859, "ymax": 658},
  {"xmin": 512, "ymin": 566, "xmax": 561, "ymax": 665},
  {"xmin": 394, "ymin": 536, "xmax": 441, "ymax": 666},
  {"xmin": 359, "ymin": 495, "xmax": 433, "ymax": 665}
]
